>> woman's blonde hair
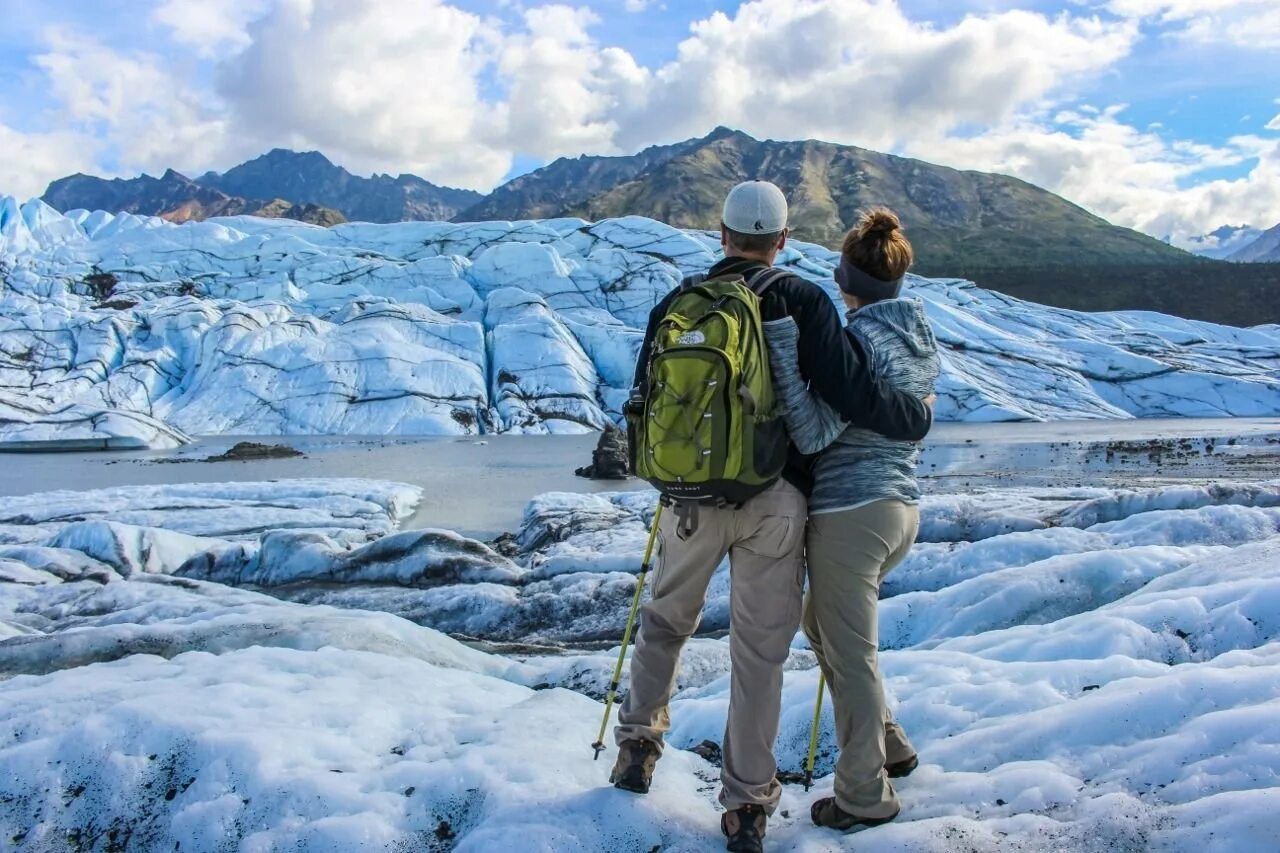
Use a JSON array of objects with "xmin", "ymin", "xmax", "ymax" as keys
[{"xmin": 841, "ymin": 208, "xmax": 913, "ymax": 283}]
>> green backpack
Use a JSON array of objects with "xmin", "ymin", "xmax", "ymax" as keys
[{"xmin": 628, "ymin": 268, "xmax": 789, "ymax": 505}]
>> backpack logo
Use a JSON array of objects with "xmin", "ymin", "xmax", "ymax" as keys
[{"xmin": 677, "ymin": 330, "xmax": 706, "ymax": 345}]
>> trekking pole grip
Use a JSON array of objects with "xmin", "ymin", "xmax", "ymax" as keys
[{"xmin": 592, "ymin": 501, "xmax": 665, "ymax": 759}]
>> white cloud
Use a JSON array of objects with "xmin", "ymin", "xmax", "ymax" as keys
[
  {"xmin": 152, "ymin": 0, "xmax": 271, "ymax": 56},
  {"xmin": 624, "ymin": 0, "xmax": 650, "ymax": 11},
  {"xmin": 906, "ymin": 107, "xmax": 1280, "ymax": 243},
  {"xmin": 33, "ymin": 29, "xmax": 238, "ymax": 177},
  {"xmin": 208, "ymin": 0, "xmax": 650, "ymax": 184},
  {"xmin": 1267, "ymin": 114, "xmax": 1280, "ymax": 131},
  {"xmin": 214, "ymin": 0, "xmax": 511, "ymax": 188},
  {"xmin": 27, "ymin": 0, "xmax": 1137, "ymax": 193},
  {"xmin": 1109, "ymin": 0, "xmax": 1280, "ymax": 48},
  {"xmin": 0, "ymin": 123, "xmax": 97, "ymax": 199},
  {"xmin": 9, "ymin": 0, "xmax": 1275, "ymax": 239},
  {"xmin": 609, "ymin": 1, "xmax": 1137, "ymax": 154},
  {"xmin": 495, "ymin": 5, "xmax": 647, "ymax": 160}
]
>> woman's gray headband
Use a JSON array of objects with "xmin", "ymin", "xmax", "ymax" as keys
[{"xmin": 835, "ymin": 259, "xmax": 903, "ymax": 300}]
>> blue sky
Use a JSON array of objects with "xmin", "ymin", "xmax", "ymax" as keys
[{"xmin": 0, "ymin": 0, "xmax": 1277, "ymax": 246}]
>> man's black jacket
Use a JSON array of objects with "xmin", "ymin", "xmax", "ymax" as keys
[{"xmin": 632, "ymin": 256, "xmax": 933, "ymax": 494}]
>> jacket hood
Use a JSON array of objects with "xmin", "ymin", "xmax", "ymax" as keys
[{"xmin": 848, "ymin": 297, "xmax": 937, "ymax": 358}]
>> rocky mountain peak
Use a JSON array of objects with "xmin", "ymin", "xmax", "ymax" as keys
[
  {"xmin": 259, "ymin": 148, "xmax": 335, "ymax": 168},
  {"xmin": 702, "ymin": 125, "xmax": 754, "ymax": 144}
]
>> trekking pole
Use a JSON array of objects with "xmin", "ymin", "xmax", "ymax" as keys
[
  {"xmin": 592, "ymin": 501, "xmax": 665, "ymax": 760},
  {"xmin": 803, "ymin": 673, "xmax": 826, "ymax": 791}
]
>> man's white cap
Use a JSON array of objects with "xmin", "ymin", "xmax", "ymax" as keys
[{"xmin": 722, "ymin": 181, "xmax": 788, "ymax": 234}]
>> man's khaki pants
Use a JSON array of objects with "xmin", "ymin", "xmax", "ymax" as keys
[
  {"xmin": 804, "ymin": 499, "xmax": 919, "ymax": 819},
  {"xmin": 615, "ymin": 479, "xmax": 806, "ymax": 814}
]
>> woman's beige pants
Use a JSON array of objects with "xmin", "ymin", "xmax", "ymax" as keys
[{"xmin": 803, "ymin": 499, "xmax": 919, "ymax": 819}]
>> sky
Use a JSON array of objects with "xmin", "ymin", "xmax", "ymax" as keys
[{"xmin": 0, "ymin": 0, "xmax": 1277, "ymax": 248}]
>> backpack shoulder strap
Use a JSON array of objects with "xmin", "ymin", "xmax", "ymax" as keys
[
  {"xmin": 679, "ymin": 272, "xmax": 707, "ymax": 291},
  {"xmin": 747, "ymin": 266, "xmax": 790, "ymax": 296}
]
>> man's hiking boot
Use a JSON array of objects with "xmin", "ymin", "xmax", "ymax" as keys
[
  {"xmin": 610, "ymin": 739, "xmax": 660, "ymax": 794},
  {"xmin": 810, "ymin": 797, "xmax": 900, "ymax": 831},
  {"xmin": 721, "ymin": 804, "xmax": 767, "ymax": 853},
  {"xmin": 886, "ymin": 754, "xmax": 919, "ymax": 778}
]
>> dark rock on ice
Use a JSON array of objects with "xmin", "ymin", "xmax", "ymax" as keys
[
  {"xmin": 93, "ymin": 298, "xmax": 138, "ymax": 311},
  {"xmin": 574, "ymin": 425, "xmax": 630, "ymax": 480},
  {"xmin": 691, "ymin": 740, "xmax": 723, "ymax": 767},
  {"xmin": 82, "ymin": 271, "xmax": 118, "ymax": 300},
  {"xmin": 488, "ymin": 532, "xmax": 519, "ymax": 558},
  {"xmin": 206, "ymin": 442, "xmax": 304, "ymax": 462}
]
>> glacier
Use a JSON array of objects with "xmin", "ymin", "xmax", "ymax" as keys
[
  {"xmin": 3, "ymin": 196, "xmax": 1280, "ymax": 851},
  {"xmin": 3, "ymin": 196, "xmax": 1279, "ymax": 448},
  {"xmin": 1, "ymin": 475, "xmax": 1278, "ymax": 850}
]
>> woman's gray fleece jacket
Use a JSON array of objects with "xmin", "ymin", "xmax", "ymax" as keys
[{"xmin": 764, "ymin": 297, "xmax": 940, "ymax": 515}]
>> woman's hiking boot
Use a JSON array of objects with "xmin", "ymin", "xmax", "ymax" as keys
[
  {"xmin": 609, "ymin": 739, "xmax": 661, "ymax": 793},
  {"xmin": 810, "ymin": 797, "xmax": 900, "ymax": 831},
  {"xmin": 886, "ymin": 754, "xmax": 919, "ymax": 778},
  {"xmin": 721, "ymin": 803, "xmax": 767, "ymax": 853}
]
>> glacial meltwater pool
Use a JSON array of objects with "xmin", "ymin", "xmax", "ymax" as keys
[{"xmin": 2, "ymin": 418, "xmax": 1278, "ymax": 539}]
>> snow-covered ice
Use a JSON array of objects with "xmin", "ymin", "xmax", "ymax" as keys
[
  {"xmin": 2, "ymin": 470, "xmax": 1279, "ymax": 850},
  {"xmin": 3, "ymin": 198, "xmax": 1279, "ymax": 446},
  {"xmin": 0, "ymin": 478, "xmax": 422, "ymax": 542}
]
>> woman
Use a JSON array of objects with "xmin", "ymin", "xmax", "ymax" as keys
[{"xmin": 763, "ymin": 208, "xmax": 940, "ymax": 830}]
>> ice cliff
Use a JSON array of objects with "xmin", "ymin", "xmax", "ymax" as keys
[{"xmin": 3, "ymin": 197, "xmax": 1278, "ymax": 447}]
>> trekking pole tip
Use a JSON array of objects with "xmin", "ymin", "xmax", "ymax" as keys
[
  {"xmin": 591, "ymin": 741, "xmax": 605, "ymax": 761},
  {"xmin": 803, "ymin": 771, "xmax": 812, "ymax": 792}
]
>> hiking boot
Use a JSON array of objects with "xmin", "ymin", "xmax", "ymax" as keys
[
  {"xmin": 810, "ymin": 797, "xmax": 900, "ymax": 831},
  {"xmin": 886, "ymin": 754, "xmax": 919, "ymax": 778},
  {"xmin": 721, "ymin": 804, "xmax": 767, "ymax": 853},
  {"xmin": 609, "ymin": 739, "xmax": 660, "ymax": 794}
]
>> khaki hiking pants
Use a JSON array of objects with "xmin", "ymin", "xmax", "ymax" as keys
[
  {"xmin": 803, "ymin": 499, "xmax": 919, "ymax": 820},
  {"xmin": 616, "ymin": 479, "xmax": 807, "ymax": 814}
]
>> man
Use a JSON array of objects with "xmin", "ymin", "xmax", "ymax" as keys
[{"xmin": 610, "ymin": 181, "xmax": 932, "ymax": 853}]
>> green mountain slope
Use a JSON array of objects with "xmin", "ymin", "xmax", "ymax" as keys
[
  {"xmin": 456, "ymin": 134, "xmax": 710, "ymax": 222},
  {"xmin": 470, "ymin": 127, "xmax": 1189, "ymax": 274}
]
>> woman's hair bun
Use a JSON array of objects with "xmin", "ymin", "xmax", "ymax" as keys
[
  {"xmin": 859, "ymin": 208, "xmax": 902, "ymax": 237},
  {"xmin": 842, "ymin": 206, "xmax": 913, "ymax": 286}
]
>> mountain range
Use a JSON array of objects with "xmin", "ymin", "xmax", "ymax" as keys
[
  {"xmin": 195, "ymin": 149, "xmax": 484, "ymax": 222},
  {"xmin": 1184, "ymin": 223, "xmax": 1280, "ymax": 262},
  {"xmin": 38, "ymin": 128, "xmax": 1280, "ymax": 325},
  {"xmin": 1183, "ymin": 224, "xmax": 1262, "ymax": 260},
  {"xmin": 1227, "ymin": 222, "xmax": 1280, "ymax": 262},
  {"xmin": 473, "ymin": 127, "xmax": 1198, "ymax": 275},
  {"xmin": 43, "ymin": 149, "xmax": 484, "ymax": 227},
  {"xmin": 42, "ymin": 168, "xmax": 348, "ymax": 226}
]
